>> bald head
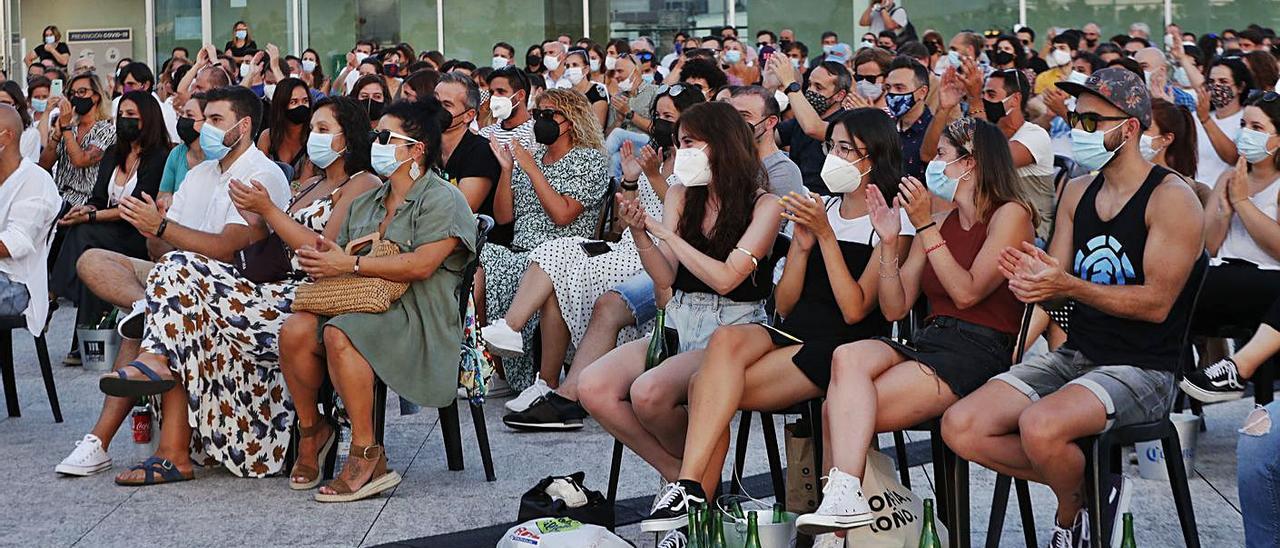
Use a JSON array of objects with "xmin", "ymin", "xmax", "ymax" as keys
[
  {"xmin": 0, "ymin": 104, "xmax": 21, "ymax": 159},
  {"xmin": 1134, "ymin": 47, "xmax": 1169, "ymax": 78}
]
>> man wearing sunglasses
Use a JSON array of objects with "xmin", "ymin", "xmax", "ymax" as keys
[{"xmin": 945, "ymin": 67, "xmax": 1205, "ymax": 548}]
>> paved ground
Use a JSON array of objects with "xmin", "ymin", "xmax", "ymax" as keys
[{"xmin": 0, "ymin": 306, "xmax": 1255, "ymax": 547}]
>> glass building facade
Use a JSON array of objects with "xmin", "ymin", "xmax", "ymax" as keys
[{"xmin": 7, "ymin": 0, "xmax": 1280, "ymax": 79}]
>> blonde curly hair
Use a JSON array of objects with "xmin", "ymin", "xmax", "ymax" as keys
[{"xmin": 536, "ymin": 88, "xmax": 604, "ymax": 150}]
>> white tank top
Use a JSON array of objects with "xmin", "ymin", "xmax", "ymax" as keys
[{"xmin": 1218, "ymin": 176, "xmax": 1280, "ymax": 269}]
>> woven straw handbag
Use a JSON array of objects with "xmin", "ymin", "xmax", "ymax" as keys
[{"xmin": 292, "ymin": 232, "xmax": 409, "ymax": 316}]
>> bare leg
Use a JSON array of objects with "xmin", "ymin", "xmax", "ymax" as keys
[
  {"xmin": 556, "ymin": 291, "xmax": 635, "ymax": 401},
  {"xmin": 942, "ymin": 380, "xmax": 1038, "ymax": 481},
  {"xmin": 537, "ymin": 296, "xmax": 571, "ymax": 388},
  {"xmin": 318, "ymin": 326, "xmax": 380, "ymax": 496},
  {"xmin": 1233, "ymin": 323, "xmax": 1280, "ymax": 378},
  {"xmin": 77, "ymin": 249, "xmax": 146, "ymax": 308},
  {"xmin": 114, "ymin": 383, "xmax": 194, "ymax": 482},
  {"xmin": 504, "ymin": 262, "xmax": 556, "ymax": 331},
  {"xmin": 579, "ymin": 339, "xmax": 684, "ymax": 480},
  {"xmin": 1018, "ymin": 385, "xmax": 1108, "ymax": 527},
  {"xmin": 89, "ymin": 339, "xmax": 142, "ymax": 450},
  {"xmin": 630, "ymin": 350, "xmax": 706, "ymax": 466},
  {"xmin": 279, "ymin": 312, "xmax": 333, "ymax": 483}
]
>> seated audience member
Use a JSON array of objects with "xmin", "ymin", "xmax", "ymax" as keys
[
  {"xmin": 348, "ymin": 74, "xmax": 389, "ymax": 129},
  {"xmin": 39, "ymin": 71, "xmax": 115, "ymax": 208},
  {"xmin": 400, "ymin": 69, "xmax": 440, "ymax": 102},
  {"xmin": 92, "ymin": 96, "xmax": 379, "ymax": 482},
  {"xmin": 1238, "ymin": 396, "xmax": 1280, "ymax": 548},
  {"xmin": 278, "ymin": 98, "xmax": 477, "ymax": 502},
  {"xmin": 479, "ymin": 66, "xmax": 538, "ymax": 247},
  {"xmin": 1195, "ymin": 56, "xmax": 1252, "ymax": 184},
  {"xmin": 0, "ymin": 105, "xmax": 61, "ymax": 340},
  {"xmin": 55, "ymin": 86, "xmax": 290, "ymax": 479},
  {"xmin": 881, "ymin": 57, "xmax": 933, "ymax": 181},
  {"xmin": 258, "ymin": 77, "xmax": 314, "ymax": 181},
  {"xmin": 563, "ymin": 48, "xmax": 610, "ymax": 127},
  {"xmin": 987, "ymin": 68, "xmax": 1053, "ymax": 240},
  {"xmin": 158, "ymin": 94, "xmax": 208, "ymax": 202},
  {"xmin": 51, "ymin": 91, "xmax": 170, "ymax": 334},
  {"xmin": 768, "ymin": 55, "xmax": 851, "ymax": 195},
  {"xmin": 794, "ymin": 117, "xmax": 1035, "ymax": 535},
  {"xmin": 603, "ymin": 54, "xmax": 659, "ymax": 180},
  {"xmin": 490, "ymin": 83, "xmax": 704, "ymax": 429},
  {"xmin": 111, "ymin": 61, "xmax": 180, "ymax": 143},
  {"xmin": 942, "ymin": 68, "xmax": 1205, "ymax": 547},
  {"xmin": 577, "ymin": 102, "xmax": 784, "ymax": 548},
  {"xmin": 480, "ymin": 88, "xmax": 609, "ymax": 394},
  {"xmin": 643, "ymin": 108, "xmax": 913, "ymax": 532},
  {"xmin": 0, "ymin": 81, "xmax": 40, "ymax": 161},
  {"xmin": 1181, "ymin": 93, "xmax": 1280, "ymax": 401},
  {"xmin": 1142, "ymin": 98, "xmax": 1204, "ymax": 199},
  {"xmin": 435, "ymin": 71, "xmax": 499, "ymax": 215}
]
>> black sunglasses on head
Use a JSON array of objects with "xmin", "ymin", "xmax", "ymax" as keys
[{"xmin": 1068, "ymin": 111, "xmax": 1130, "ymax": 132}]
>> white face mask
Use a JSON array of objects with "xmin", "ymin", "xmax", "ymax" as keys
[
  {"xmin": 1139, "ymin": 133, "xmax": 1161, "ymax": 161},
  {"xmin": 674, "ymin": 146, "xmax": 712, "ymax": 187},
  {"xmin": 491, "ymin": 56, "xmax": 509, "ymax": 70},
  {"xmin": 262, "ymin": 84, "xmax": 276, "ymax": 99},
  {"xmin": 565, "ymin": 66, "xmax": 585, "ymax": 85},
  {"xmin": 617, "ymin": 77, "xmax": 633, "ymax": 92},
  {"xmin": 1049, "ymin": 48, "xmax": 1072, "ymax": 68},
  {"xmin": 489, "ymin": 95, "xmax": 514, "ymax": 121},
  {"xmin": 774, "ymin": 89, "xmax": 791, "ymax": 112},
  {"xmin": 589, "ymin": 59, "xmax": 601, "ymax": 73},
  {"xmin": 301, "ymin": 59, "xmax": 317, "ymax": 73},
  {"xmin": 543, "ymin": 55, "xmax": 561, "ymax": 71},
  {"xmin": 354, "ymin": 52, "xmax": 369, "ymax": 64},
  {"xmin": 856, "ymin": 79, "xmax": 883, "ymax": 100},
  {"xmin": 605, "ymin": 56, "xmax": 618, "ymax": 71},
  {"xmin": 820, "ymin": 153, "xmax": 867, "ymax": 193},
  {"xmin": 1066, "ymin": 70, "xmax": 1089, "ymax": 85}
]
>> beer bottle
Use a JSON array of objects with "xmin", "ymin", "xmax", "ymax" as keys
[
  {"xmin": 707, "ymin": 504, "xmax": 727, "ymax": 548},
  {"xmin": 744, "ymin": 511, "xmax": 764, "ymax": 548},
  {"xmin": 687, "ymin": 501, "xmax": 705, "ymax": 548},
  {"xmin": 1119, "ymin": 512, "xmax": 1137, "ymax": 548},
  {"xmin": 772, "ymin": 502, "xmax": 786, "ymax": 523},
  {"xmin": 644, "ymin": 309, "xmax": 668, "ymax": 371},
  {"xmin": 730, "ymin": 500, "xmax": 745, "ymax": 520},
  {"xmin": 919, "ymin": 498, "xmax": 942, "ymax": 548}
]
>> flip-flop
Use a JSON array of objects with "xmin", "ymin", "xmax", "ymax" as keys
[
  {"xmin": 99, "ymin": 360, "xmax": 176, "ymax": 398},
  {"xmin": 114, "ymin": 456, "xmax": 194, "ymax": 486}
]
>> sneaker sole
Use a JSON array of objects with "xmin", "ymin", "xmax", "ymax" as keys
[
  {"xmin": 118, "ymin": 313, "xmax": 144, "ymax": 340},
  {"xmin": 484, "ymin": 341, "xmax": 525, "ymax": 358},
  {"xmin": 502, "ymin": 419, "xmax": 584, "ymax": 431},
  {"xmin": 56, "ymin": 460, "xmax": 112, "ymax": 476},
  {"xmin": 1178, "ymin": 379, "xmax": 1244, "ymax": 403},
  {"xmin": 795, "ymin": 513, "xmax": 875, "ymax": 535},
  {"xmin": 640, "ymin": 514, "xmax": 690, "ymax": 532}
]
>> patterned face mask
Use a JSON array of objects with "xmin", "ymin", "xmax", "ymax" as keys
[{"xmin": 1207, "ymin": 82, "xmax": 1236, "ymax": 110}]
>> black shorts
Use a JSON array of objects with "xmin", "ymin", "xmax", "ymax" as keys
[
  {"xmin": 877, "ymin": 316, "xmax": 1014, "ymax": 398},
  {"xmin": 759, "ymin": 323, "xmax": 858, "ymax": 391}
]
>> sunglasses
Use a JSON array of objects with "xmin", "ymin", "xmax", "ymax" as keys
[
  {"xmin": 1067, "ymin": 111, "xmax": 1131, "ymax": 133},
  {"xmin": 369, "ymin": 129, "xmax": 419, "ymax": 145},
  {"xmin": 531, "ymin": 108, "xmax": 563, "ymax": 120},
  {"xmin": 853, "ymin": 73, "xmax": 882, "ymax": 83},
  {"xmin": 656, "ymin": 83, "xmax": 700, "ymax": 97}
]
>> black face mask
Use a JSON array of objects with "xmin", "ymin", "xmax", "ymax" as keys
[
  {"xmin": 526, "ymin": 54, "xmax": 542, "ymax": 67},
  {"xmin": 533, "ymin": 117, "xmax": 563, "ymax": 145},
  {"xmin": 365, "ymin": 99, "xmax": 384, "ymax": 121},
  {"xmin": 650, "ymin": 118, "xmax": 676, "ymax": 149},
  {"xmin": 991, "ymin": 50, "xmax": 1015, "ymax": 66},
  {"xmin": 384, "ymin": 63, "xmax": 400, "ymax": 77},
  {"xmin": 285, "ymin": 104, "xmax": 311, "ymax": 125},
  {"xmin": 1085, "ymin": 38, "xmax": 1098, "ymax": 47},
  {"xmin": 71, "ymin": 96, "xmax": 94, "ymax": 116},
  {"xmin": 983, "ymin": 97, "xmax": 1008, "ymax": 124},
  {"xmin": 176, "ymin": 117, "xmax": 200, "ymax": 145},
  {"xmin": 116, "ymin": 117, "xmax": 141, "ymax": 142}
]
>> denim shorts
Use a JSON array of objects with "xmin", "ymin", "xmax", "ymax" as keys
[
  {"xmin": 0, "ymin": 272, "xmax": 29, "ymax": 317},
  {"xmin": 993, "ymin": 346, "xmax": 1175, "ymax": 431},
  {"xmin": 610, "ymin": 271, "xmax": 657, "ymax": 327},
  {"xmin": 665, "ymin": 290, "xmax": 767, "ymax": 354}
]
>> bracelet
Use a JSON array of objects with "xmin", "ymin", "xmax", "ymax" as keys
[
  {"xmin": 353, "ymin": 256, "xmax": 362, "ymax": 274},
  {"xmin": 87, "ymin": 210, "xmax": 97, "ymax": 222},
  {"xmin": 914, "ymin": 221, "xmax": 936, "ymax": 233},
  {"xmin": 634, "ymin": 239, "xmax": 655, "ymax": 251},
  {"xmin": 878, "ymin": 254, "xmax": 899, "ymax": 265},
  {"xmin": 925, "ymin": 240, "xmax": 947, "ymax": 255},
  {"xmin": 155, "ymin": 218, "xmax": 169, "ymax": 238},
  {"xmin": 620, "ymin": 179, "xmax": 640, "ymax": 191},
  {"xmin": 880, "ymin": 270, "xmax": 900, "ymax": 279},
  {"xmin": 733, "ymin": 246, "xmax": 760, "ymax": 268}
]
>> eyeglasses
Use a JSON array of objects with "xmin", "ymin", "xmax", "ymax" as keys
[
  {"xmin": 853, "ymin": 73, "xmax": 883, "ymax": 83},
  {"xmin": 69, "ymin": 87, "xmax": 94, "ymax": 98},
  {"xmin": 1067, "ymin": 111, "xmax": 1131, "ymax": 132},
  {"xmin": 531, "ymin": 108, "xmax": 563, "ymax": 120},
  {"xmin": 821, "ymin": 140, "xmax": 864, "ymax": 158},
  {"xmin": 656, "ymin": 83, "xmax": 700, "ymax": 97},
  {"xmin": 369, "ymin": 129, "xmax": 419, "ymax": 145}
]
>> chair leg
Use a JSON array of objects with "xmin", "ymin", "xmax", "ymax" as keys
[
  {"xmin": 893, "ymin": 430, "xmax": 911, "ymax": 488},
  {"xmin": 760, "ymin": 412, "xmax": 785, "ymax": 500},
  {"xmin": 731, "ymin": 412, "xmax": 752, "ymax": 495},
  {"xmin": 607, "ymin": 439, "xmax": 624, "ymax": 504},
  {"xmin": 34, "ymin": 334, "xmax": 61, "ymax": 422},
  {"xmin": 468, "ymin": 401, "xmax": 496, "ymax": 481},
  {"xmin": 1015, "ymin": 479, "xmax": 1037, "ymax": 548},
  {"xmin": 808, "ymin": 399, "xmax": 824, "ymax": 485},
  {"xmin": 373, "ymin": 379, "xmax": 387, "ymax": 445},
  {"xmin": 1161, "ymin": 433, "xmax": 1201, "ymax": 548},
  {"xmin": 930, "ymin": 430, "xmax": 950, "ymax": 533},
  {"xmin": 0, "ymin": 329, "xmax": 16, "ymax": 417},
  {"xmin": 1084, "ymin": 438, "xmax": 1106, "ymax": 548},
  {"xmin": 985, "ymin": 475, "xmax": 1011, "ymax": 548},
  {"xmin": 439, "ymin": 400, "xmax": 464, "ymax": 471},
  {"xmin": 947, "ymin": 449, "xmax": 970, "ymax": 548}
]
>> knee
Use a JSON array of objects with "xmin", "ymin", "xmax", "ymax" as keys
[
  {"xmin": 829, "ymin": 341, "xmax": 882, "ymax": 385},
  {"xmin": 1018, "ymin": 405, "xmax": 1066, "ymax": 458},
  {"xmin": 322, "ymin": 325, "xmax": 353, "ymax": 355},
  {"xmin": 705, "ymin": 326, "xmax": 747, "ymax": 360},
  {"xmin": 280, "ymin": 313, "xmax": 319, "ymax": 356},
  {"xmin": 75, "ymin": 248, "xmax": 111, "ymax": 279},
  {"xmin": 630, "ymin": 377, "xmax": 672, "ymax": 421},
  {"xmin": 592, "ymin": 292, "xmax": 634, "ymax": 330},
  {"xmin": 941, "ymin": 403, "xmax": 982, "ymax": 458},
  {"xmin": 576, "ymin": 368, "xmax": 610, "ymax": 415}
]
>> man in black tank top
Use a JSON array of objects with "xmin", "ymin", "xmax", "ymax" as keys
[{"xmin": 940, "ymin": 68, "xmax": 1206, "ymax": 548}]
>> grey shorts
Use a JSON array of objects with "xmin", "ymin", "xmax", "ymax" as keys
[
  {"xmin": 610, "ymin": 271, "xmax": 657, "ymax": 327},
  {"xmin": 993, "ymin": 347, "xmax": 1176, "ymax": 431},
  {"xmin": 0, "ymin": 272, "xmax": 29, "ymax": 317},
  {"xmin": 665, "ymin": 290, "xmax": 766, "ymax": 354}
]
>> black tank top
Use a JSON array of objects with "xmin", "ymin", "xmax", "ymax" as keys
[
  {"xmin": 1067, "ymin": 164, "xmax": 1200, "ymax": 371},
  {"xmin": 778, "ymin": 218, "xmax": 890, "ymax": 341},
  {"xmin": 671, "ymin": 193, "xmax": 775, "ymax": 302}
]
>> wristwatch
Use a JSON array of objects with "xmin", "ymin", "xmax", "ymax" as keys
[
  {"xmin": 60, "ymin": 125, "xmax": 73, "ymax": 133},
  {"xmin": 784, "ymin": 82, "xmax": 802, "ymax": 95},
  {"xmin": 624, "ymin": 111, "xmax": 635, "ymax": 121}
]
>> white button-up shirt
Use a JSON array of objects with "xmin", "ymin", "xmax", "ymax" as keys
[
  {"xmin": 167, "ymin": 145, "xmax": 291, "ymax": 233},
  {"xmin": 0, "ymin": 159, "xmax": 62, "ymax": 334}
]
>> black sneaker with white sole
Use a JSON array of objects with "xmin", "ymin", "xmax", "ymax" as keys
[
  {"xmin": 1180, "ymin": 358, "xmax": 1247, "ymax": 403},
  {"xmin": 656, "ymin": 528, "xmax": 688, "ymax": 548},
  {"xmin": 117, "ymin": 301, "xmax": 147, "ymax": 340},
  {"xmin": 502, "ymin": 393, "xmax": 587, "ymax": 431},
  {"xmin": 640, "ymin": 480, "xmax": 705, "ymax": 532}
]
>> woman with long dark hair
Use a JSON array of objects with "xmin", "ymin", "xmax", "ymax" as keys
[
  {"xmin": 223, "ymin": 20, "xmax": 257, "ymax": 64},
  {"xmin": 796, "ymin": 118, "xmax": 1036, "ymax": 534},
  {"xmin": 349, "ymin": 74, "xmax": 390, "ymax": 129},
  {"xmin": 525, "ymin": 44, "xmax": 546, "ymax": 75},
  {"xmin": 577, "ymin": 102, "xmax": 784, "ymax": 545},
  {"xmin": 257, "ymin": 77, "xmax": 313, "ymax": 181},
  {"xmin": 300, "ymin": 48, "xmax": 329, "ymax": 92}
]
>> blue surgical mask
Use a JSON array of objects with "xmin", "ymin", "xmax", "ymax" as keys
[
  {"xmin": 44, "ymin": 36, "xmax": 55, "ymax": 45},
  {"xmin": 31, "ymin": 98, "xmax": 47, "ymax": 113},
  {"xmin": 925, "ymin": 157, "xmax": 967, "ymax": 202},
  {"xmin": 235, "ymin": 30, "xmax": 248, "ymax": 41},
  {"xmin": 641, "ymin": 73, "xmax": 655, "ymax": 85},
  {"xmin": 1172, "ymin": 66, "xmax": 1191, "ymax": 87},
  {"xmin": 723, "ymin": 50, "xmax": 742, "ymax": 64},
  {"xmin": 307, "ymin": 132, "xmax": 344, "ymax": 169},
  {"xmin": 199, "ymin": 119, "xmax": 242, "ymax": 161},
  {"xmin": 1237, "ymin": 127, "xmax": 1277, "ymax": 164},
  {"xmin": 370, "ymin": 142, "xmax": 408, "ymax": 177},
  {"xmin": 1070, "ymin": 123, "xmax": 1127, "ymax": 171}
]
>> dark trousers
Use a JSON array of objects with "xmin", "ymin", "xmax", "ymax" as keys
[
  {"xmin": 1191, "ymin": 263, "xmax": 1280, "ymax": 334},
  {"xmin": 49, "ymin": 220, "xmax": 147, "ymax": 327}
]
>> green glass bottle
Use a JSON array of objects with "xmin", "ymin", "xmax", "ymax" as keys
[
  {"xmin": 730, "ymin": 501, "xmax": 745, "ymax": 520},
  {"xmin": 772, "ymin": 502, "xmax": 786, "ymax": 524},
  {"xmin": 1119, "ymin": 512, "xmax": 1137, "ymax": 548},
  {"xmin": 687, "ymin": 501, "xmax": 705, "ymax": 548},
  {"xmin": 919, "ymin": 498, "xmax": 942, "ymax": 548},
  {"xmin": 644, "ymin": 309, "xmax": 668, "ymax": 371},
  {"xmin": 744, "ymin": 511, "xmax": 764, "ymax": 548},
  {"xmin": 707, "ymin": 505, "xmax": 727, "ymax": 548}
]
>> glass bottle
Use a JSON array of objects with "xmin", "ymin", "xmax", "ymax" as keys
[
  {"xmin": 707, "ymin": 504, "xmax": 727, "ymax": 548},
  {"xmin": 687, "ymin": 501, "xmax": 705, "ymax": 548},
  {"xmin": 744, "ymin": 511, "xmax": 763, "ymax": 548},
  {"xmin": 1119, "ymin": 512, "xmax": 1137, "ymax": 548},
  {"xmin": 772, "ymin": 502, "xmax": 786, "ymax": 523},
  {"xmin": 919, "ymin": 498, "xmax": 942, "ymax": 548},
  {"xmin": 644, "ymin": 309, "xmax": 668, "ymax": 370}
]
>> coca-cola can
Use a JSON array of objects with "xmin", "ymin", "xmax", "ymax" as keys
[{"xmin": 132, "ymin": 405, "xmax": 152, "ymax": 444}]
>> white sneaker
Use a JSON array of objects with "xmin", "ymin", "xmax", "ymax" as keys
[
  {"xmin": 117, "ymin": 299, "xmax": 147, "ymax": 340},
  {"xmin": 795, "ymin": 468, "xmax": 874, "ymax": 534},
  {"xmin": 481, "ymin": 319, "xmax": 525, "ymax": 357},
  {"xmin": 505, "ymin": 378, "xmax": 552, "ymax": 412},
  {"xmin": 812, "ymin": 533, "xmax": 846, "ymax": 548},
  {"xmin": 55, "ymin": 434, "xmax": 112, "ymax": 476}
]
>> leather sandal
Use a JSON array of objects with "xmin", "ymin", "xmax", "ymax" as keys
[
  {"xmin": 314, "ymin": 444, "xmax": 402, "ymax": 503},
  {"xmin": 288, "ymin": 422, "xmax": 336, "ymax": 490}
]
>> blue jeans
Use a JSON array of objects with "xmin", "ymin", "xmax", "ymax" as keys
[
  {"xmin": 1240, "ymin": 401, "xmax": 1280, "ymax": 548},
  {"xmin": 605, "ymin": 128, "xmax": 650, "ymax": 180}
]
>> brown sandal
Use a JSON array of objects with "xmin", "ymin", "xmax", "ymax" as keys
[
  {"xmin": 314, "ymin": 443, "xmax": 402, "ymax": 503},
  {"xmin": 288, "ymin": 422, "xmax": 336, "ymax": 490}
]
